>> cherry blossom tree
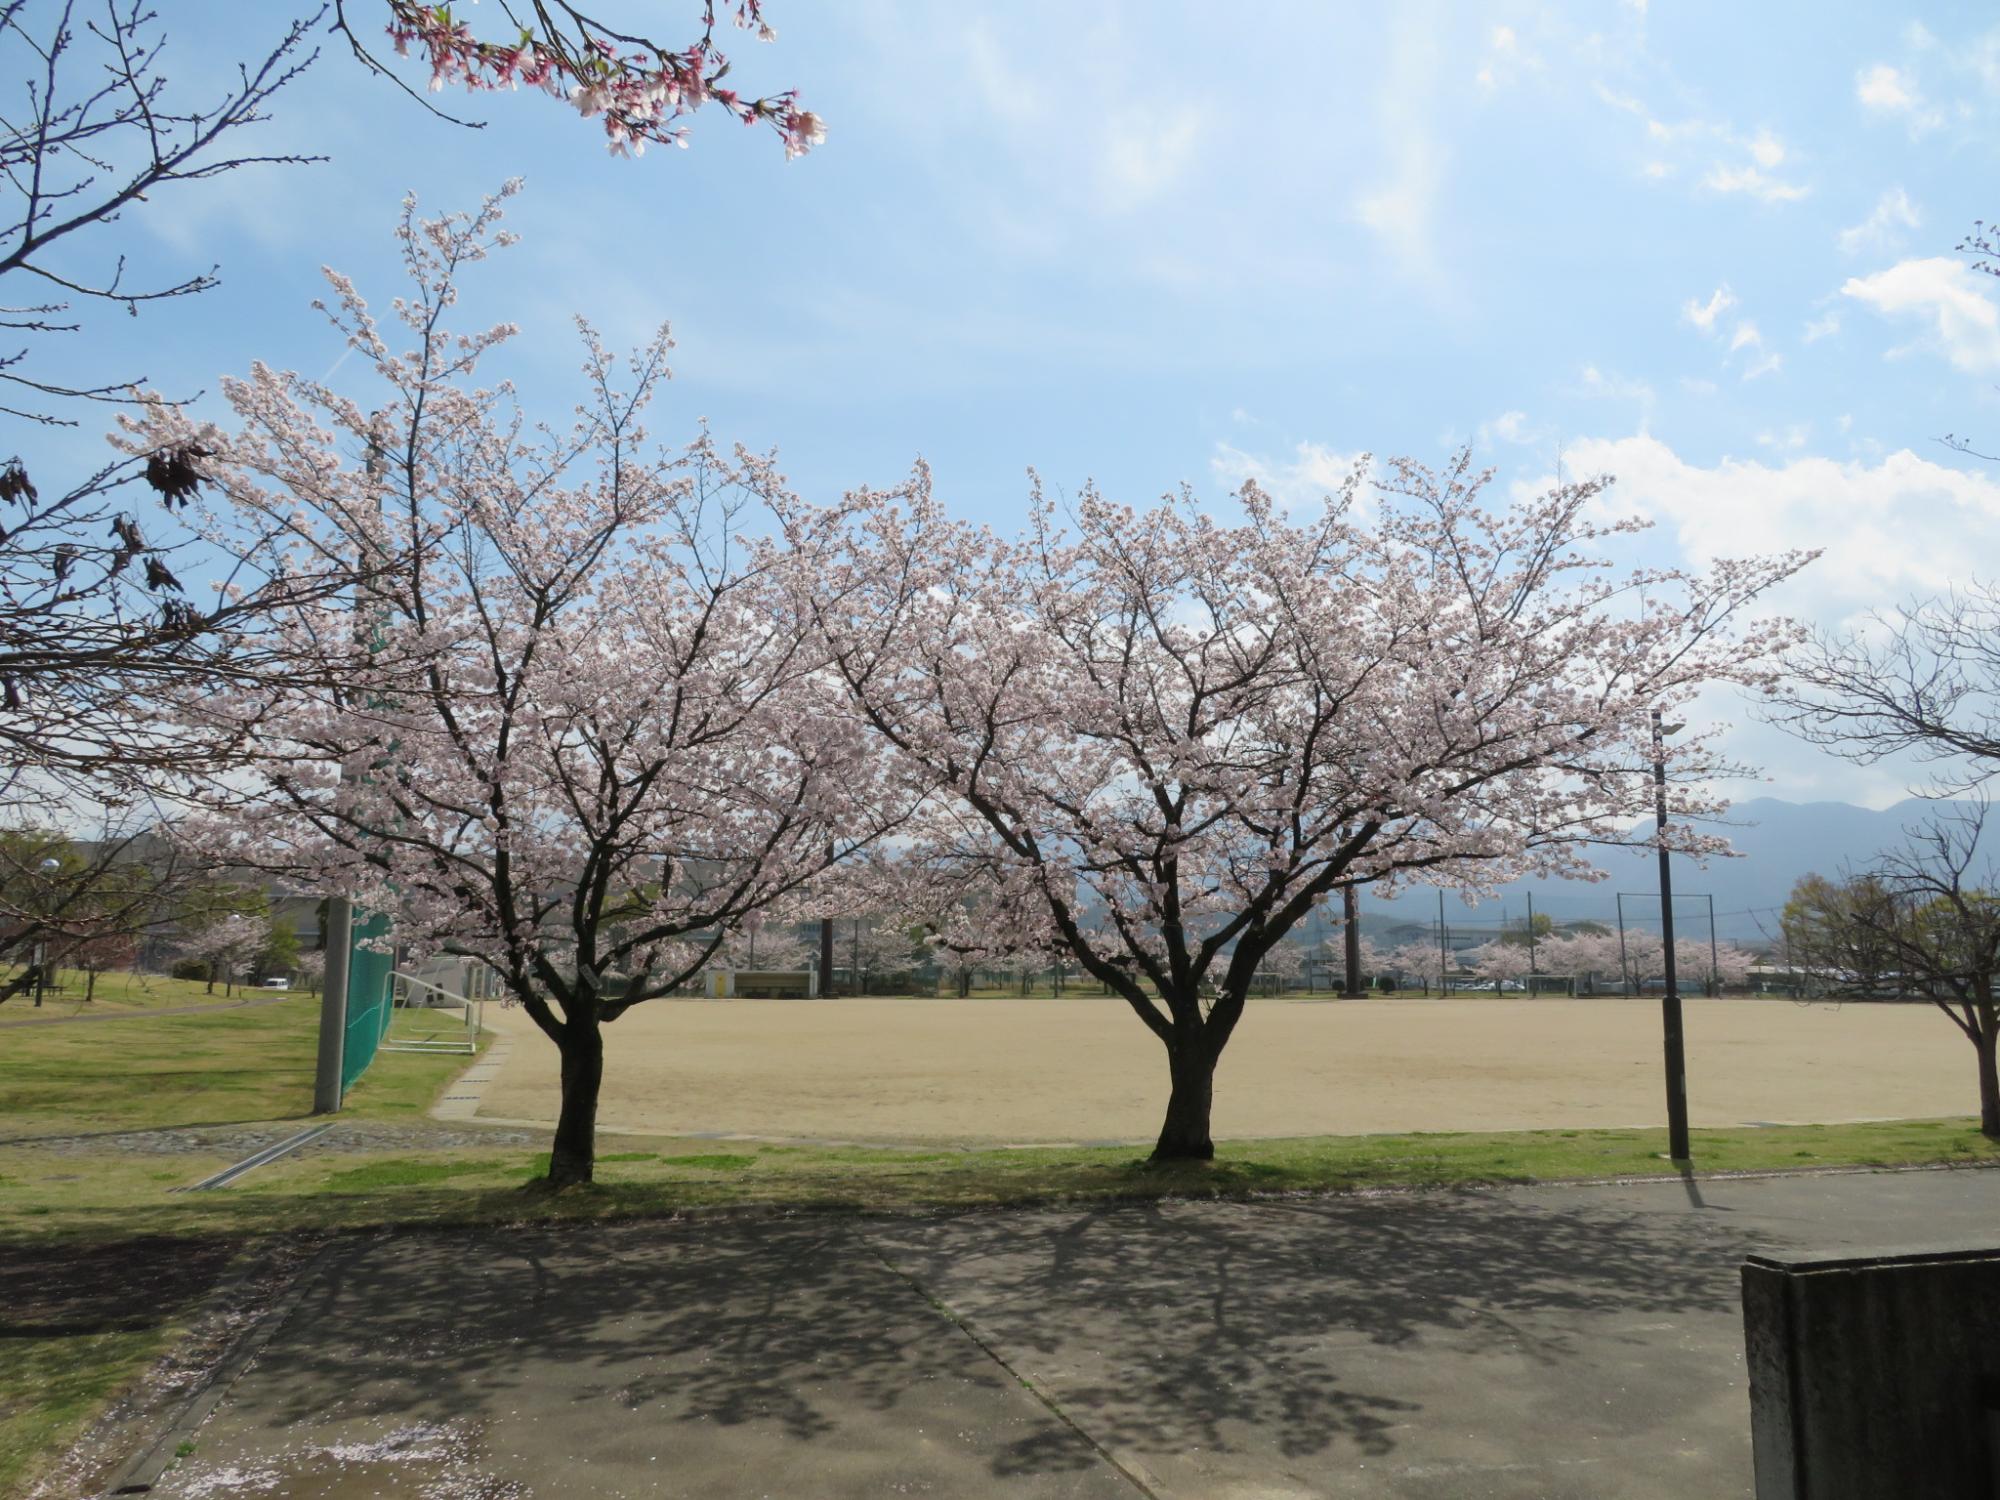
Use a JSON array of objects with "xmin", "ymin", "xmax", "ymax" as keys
[
  {"xmin": 718, "ymin": 918, "xmax": 815, "ymax": 973},
  {"xmin": 296, "ymin": 946, "xmax": 327, "ymax": 996},
  {"xmin": 791, "ymin": 457, "xmax": 1811, "ymax": 1159},
  {"xmin": 180, "ymin": 912, "xmax": 265, "ymax": 995},
  {"xmin": 1465, "ymin": 939, "xmax": 1532, "ymax": 993},
  {"xmin": 1312, "ymin": 929, "xmax": 1382, "ymax": 992},
  {"xmin": 1253, "ymin": 939, "xmax": 1305, "ymax": 994},
  {"xmin": 1384, "ymin": 939, "xmax": 1449, "ymax": 996},
  {"xmin": 1535, "ymin": 929, "xmax": 1627, "ymax": 994},
  {"xmin": 132, "ymin": 188, "xmax": 905, "ymax": 1184}
]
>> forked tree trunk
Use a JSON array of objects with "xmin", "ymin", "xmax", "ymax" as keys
[
  {"xmin": 1976, "ymin": 1024, "xmax": 2000, "ymax": 1141},
  {"xmin": 1153, "ymin": 1038, "xmax": 1217, "ymax": 1161},
  {"xmin": 548, "ymin": 1020, "xmax": 604, "ymax": 1185}
]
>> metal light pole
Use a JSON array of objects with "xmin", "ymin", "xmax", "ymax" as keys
[
  {"xmin": 1652, "ymin": 709, "xmax": 1691, "ymax": 1162},
  {"xmin": 1526, "ymin": 891, "xmax": 1538, "ymax": 995},
  {"xmin": 1437, "ymin": 889, "xmax": 1448, "ymax": 997}
]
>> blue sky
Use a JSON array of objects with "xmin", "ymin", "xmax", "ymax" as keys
[{"xmin": 48, "ymin": 1, "xmax": 2000, "ymax": 808}]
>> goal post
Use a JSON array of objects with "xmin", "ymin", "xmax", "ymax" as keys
[{"xmin": 383, "ymin": 969, "xmax": 482, "ymax": 1054}]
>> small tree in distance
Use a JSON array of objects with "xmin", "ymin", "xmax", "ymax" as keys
[
  {"xmin": 1384, "ymin": 940, "xmax": 1448, "ymax": 995},
  {"xmin": 1780, "ymin": 873, "xmax": 1904, "ymax": 995},
  {"xmin": 1788, "ymin": 806, "xmax": 2000, "ymax": 1135}
]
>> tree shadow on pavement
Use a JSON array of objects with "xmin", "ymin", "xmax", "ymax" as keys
[
  {"xmin": 178, "ymin": 1186, "xmax": 1760, "ymax": 1488},
  {"xmin": 226, "ymin": 1215, "xmax": 1121, "ymax": 1484},
  {"xmin": 869, "ymin": 1185, "xmax": 1759, "ymax": 1469}
]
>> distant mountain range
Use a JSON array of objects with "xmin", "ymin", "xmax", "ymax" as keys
[{"xmin": 1346, "ymin": 797, "xmax": 1996, "ymax": 946}]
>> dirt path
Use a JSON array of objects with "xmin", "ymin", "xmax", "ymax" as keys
[{"xmin": 473, "ymin": 994, "xmax": 1976, "ymax": 1144}]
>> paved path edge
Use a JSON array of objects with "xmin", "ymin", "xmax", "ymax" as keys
[{"xmin": 104, "ymin": 1239, "xmax": 357, "ymax": 1495}]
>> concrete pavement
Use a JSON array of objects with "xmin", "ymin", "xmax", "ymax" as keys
[{"xmin": 150, "ymin": 1166, "xmax": 2000, "ymax": 1499}]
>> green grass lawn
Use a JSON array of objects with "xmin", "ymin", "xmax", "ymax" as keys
[
  {"xmin": 0, "ymin": 995, "xmax": 482, "ymax": 1494},
  {"xmin": 0, "ymin": 992, "xmax": 469, "ymax": 1140},
  {"xmin": 0, "ymin": 967, "xmax": 258, "ymax": 1019},
  {"xmin": 4, "ymin": 985, "xmax": 2000, "ymax": 1494}
]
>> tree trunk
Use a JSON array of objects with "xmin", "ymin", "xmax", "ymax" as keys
[
  {"xmin": 85, "ymin": 967, "xmax": 96, "ymax": 1002},
  {"xmin": 1977, "ymin": 1025, "xmax": 2000, "ymax": 1140},
  {"xmin": 548, "ymin": 1021, "xmax": 604, "ymax": 1185},
  {"xmin": 1152, "ymin": 1038, "xmax": 1216, "ymax": 1161}
]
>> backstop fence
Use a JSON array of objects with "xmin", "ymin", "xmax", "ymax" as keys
[{"xmin": 338, "ymin": 911, "xmax": 397, "ymax": 1095}]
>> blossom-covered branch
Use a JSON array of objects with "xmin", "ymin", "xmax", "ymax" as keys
[{"xmin": 343, "ymin": 0, "xmax": 824, "ymax": 158}]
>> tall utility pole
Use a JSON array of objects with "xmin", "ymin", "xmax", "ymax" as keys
[
  {"xmin": 1653, "ymin": 709, "xmax": 1691, "ymax": 1162},
  {"xmin": 1437, "ymin": 889, "xmax": 1448, "ymax": 996},
  {"xmin": 817, "ymin": 840, "xmax": 836, "ymax": 997},
  {"xmin": 1526, "ymin": 891, "xmax": 1538, "ymax": 995},
  {"xmin": 1342, "ymin": 885, "xmax": 1362, "ymax": 997}
]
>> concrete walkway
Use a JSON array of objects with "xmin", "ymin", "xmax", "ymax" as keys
[{"xmin": 151, "ymin": 1167, "xmax": 2000, "ymax": 1499}]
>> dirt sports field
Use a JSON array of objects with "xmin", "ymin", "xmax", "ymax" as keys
[{"xmin": 472, "ymin": 995, "xmax": 1977, "ymax": 1144}]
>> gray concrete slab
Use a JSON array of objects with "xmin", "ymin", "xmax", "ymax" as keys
[
  {"xmin": 152, "ymin": 1218, "xmax": 1135, "ymax": 1499},
  {"xmin": 148, "ymin": 1168, "xmax": 2000, "ymax": 1499},
  {"xmin": 867, "ymin": 1168, "xmax": 2000, "ymax": 1499}
]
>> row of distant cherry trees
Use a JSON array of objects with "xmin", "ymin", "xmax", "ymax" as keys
[{"xmin": 127, "ymin": 186, "xmax": 1813, "ymax": 1180}]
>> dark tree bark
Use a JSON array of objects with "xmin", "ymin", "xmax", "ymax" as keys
[
  {"xmin": 549, "ymin": 1019, "xmax": 604, "ymax": 1186},
  {"xmin": 1154, "ymin": 1034, "xmax": 1218, "ymax": 1160},
  {"xmin": 1976, "ymin": 1009, "xmax": 2000, "ymax": 1140}
]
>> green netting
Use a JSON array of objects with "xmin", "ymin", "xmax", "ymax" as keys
[{"xmin": 339, "ymin": 911, "xmax": 396, "ymax": 1095}]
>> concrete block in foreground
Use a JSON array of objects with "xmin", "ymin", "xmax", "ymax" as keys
[{"xmin": 1742, "ymin": 1243, "xmax": 2000, "ymax": 1499}]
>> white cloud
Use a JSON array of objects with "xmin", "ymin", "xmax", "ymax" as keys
[
  {"xmin": 1842, "ymin": 257, "xmax": 2000, "ymax": 372},
  {"xmin": 955, "ymin": 18, "xmax": 1212, "ymax": 219},
  {"xmin": 1355, "ymin": 13, "xmax": 1446, "ymax": 282},
  {"xmin": 1541, "ymin": 436, "xmax": 2000, "ymax": 627},
  {"xmin": 1755, "ymin": 423, "xmax": 1811, "ymax": 453},
  {"xmin": 1747, "ymin": 129, "xmax": 1786, "ymax": 168},
  {"xmin": 1837, "ymin": 186, "xmax": 1922, "ymax": 254},
  {"xmin": 1857, "ymin": 63, "xmax": 1918, "ymax": 113},
  {"xmin": 1096, "ymin": 106, "xmax": 1207, "ymax": 211},
  {"xmin": 1573, "ymin": 365, "xmax": 1656, "ymax": 427},
  {"xmin": 1682, "ymin": 285, "xmax": 1737, "ymax": 333},
  {"xmin": 1855, "ymin": 62, "xmax": 1946, "ymax": 134},
  {"xmin": 1475, "ymin": 23, "xmax": 1541, "ymax": 92},
  {"xmin": 1701, "ymin": 163, "xmax": 1810, "ymax": 204},
  {"xmin": 1479, "ymin": 410, "xmax": 1542, "ymax": 447},
  {"xmin": 1729, "ymin": 320, "xmax": 1762, "ymax": 352},
  {"xmin": 1211, "ymin": 440, "xmax": 1369, "ymax": 514},
  {"xmin": 1742, "ymin": 351, "xmax": 1783, "ymax": 381},
  {"xmin": 1802, "ymin": 312, "xmax": 1842, "ymax": 343}
]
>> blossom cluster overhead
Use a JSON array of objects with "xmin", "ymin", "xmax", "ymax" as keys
[{"xmin": 383, "ymin": 0, "xmax": 824, "ymax": 157}]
